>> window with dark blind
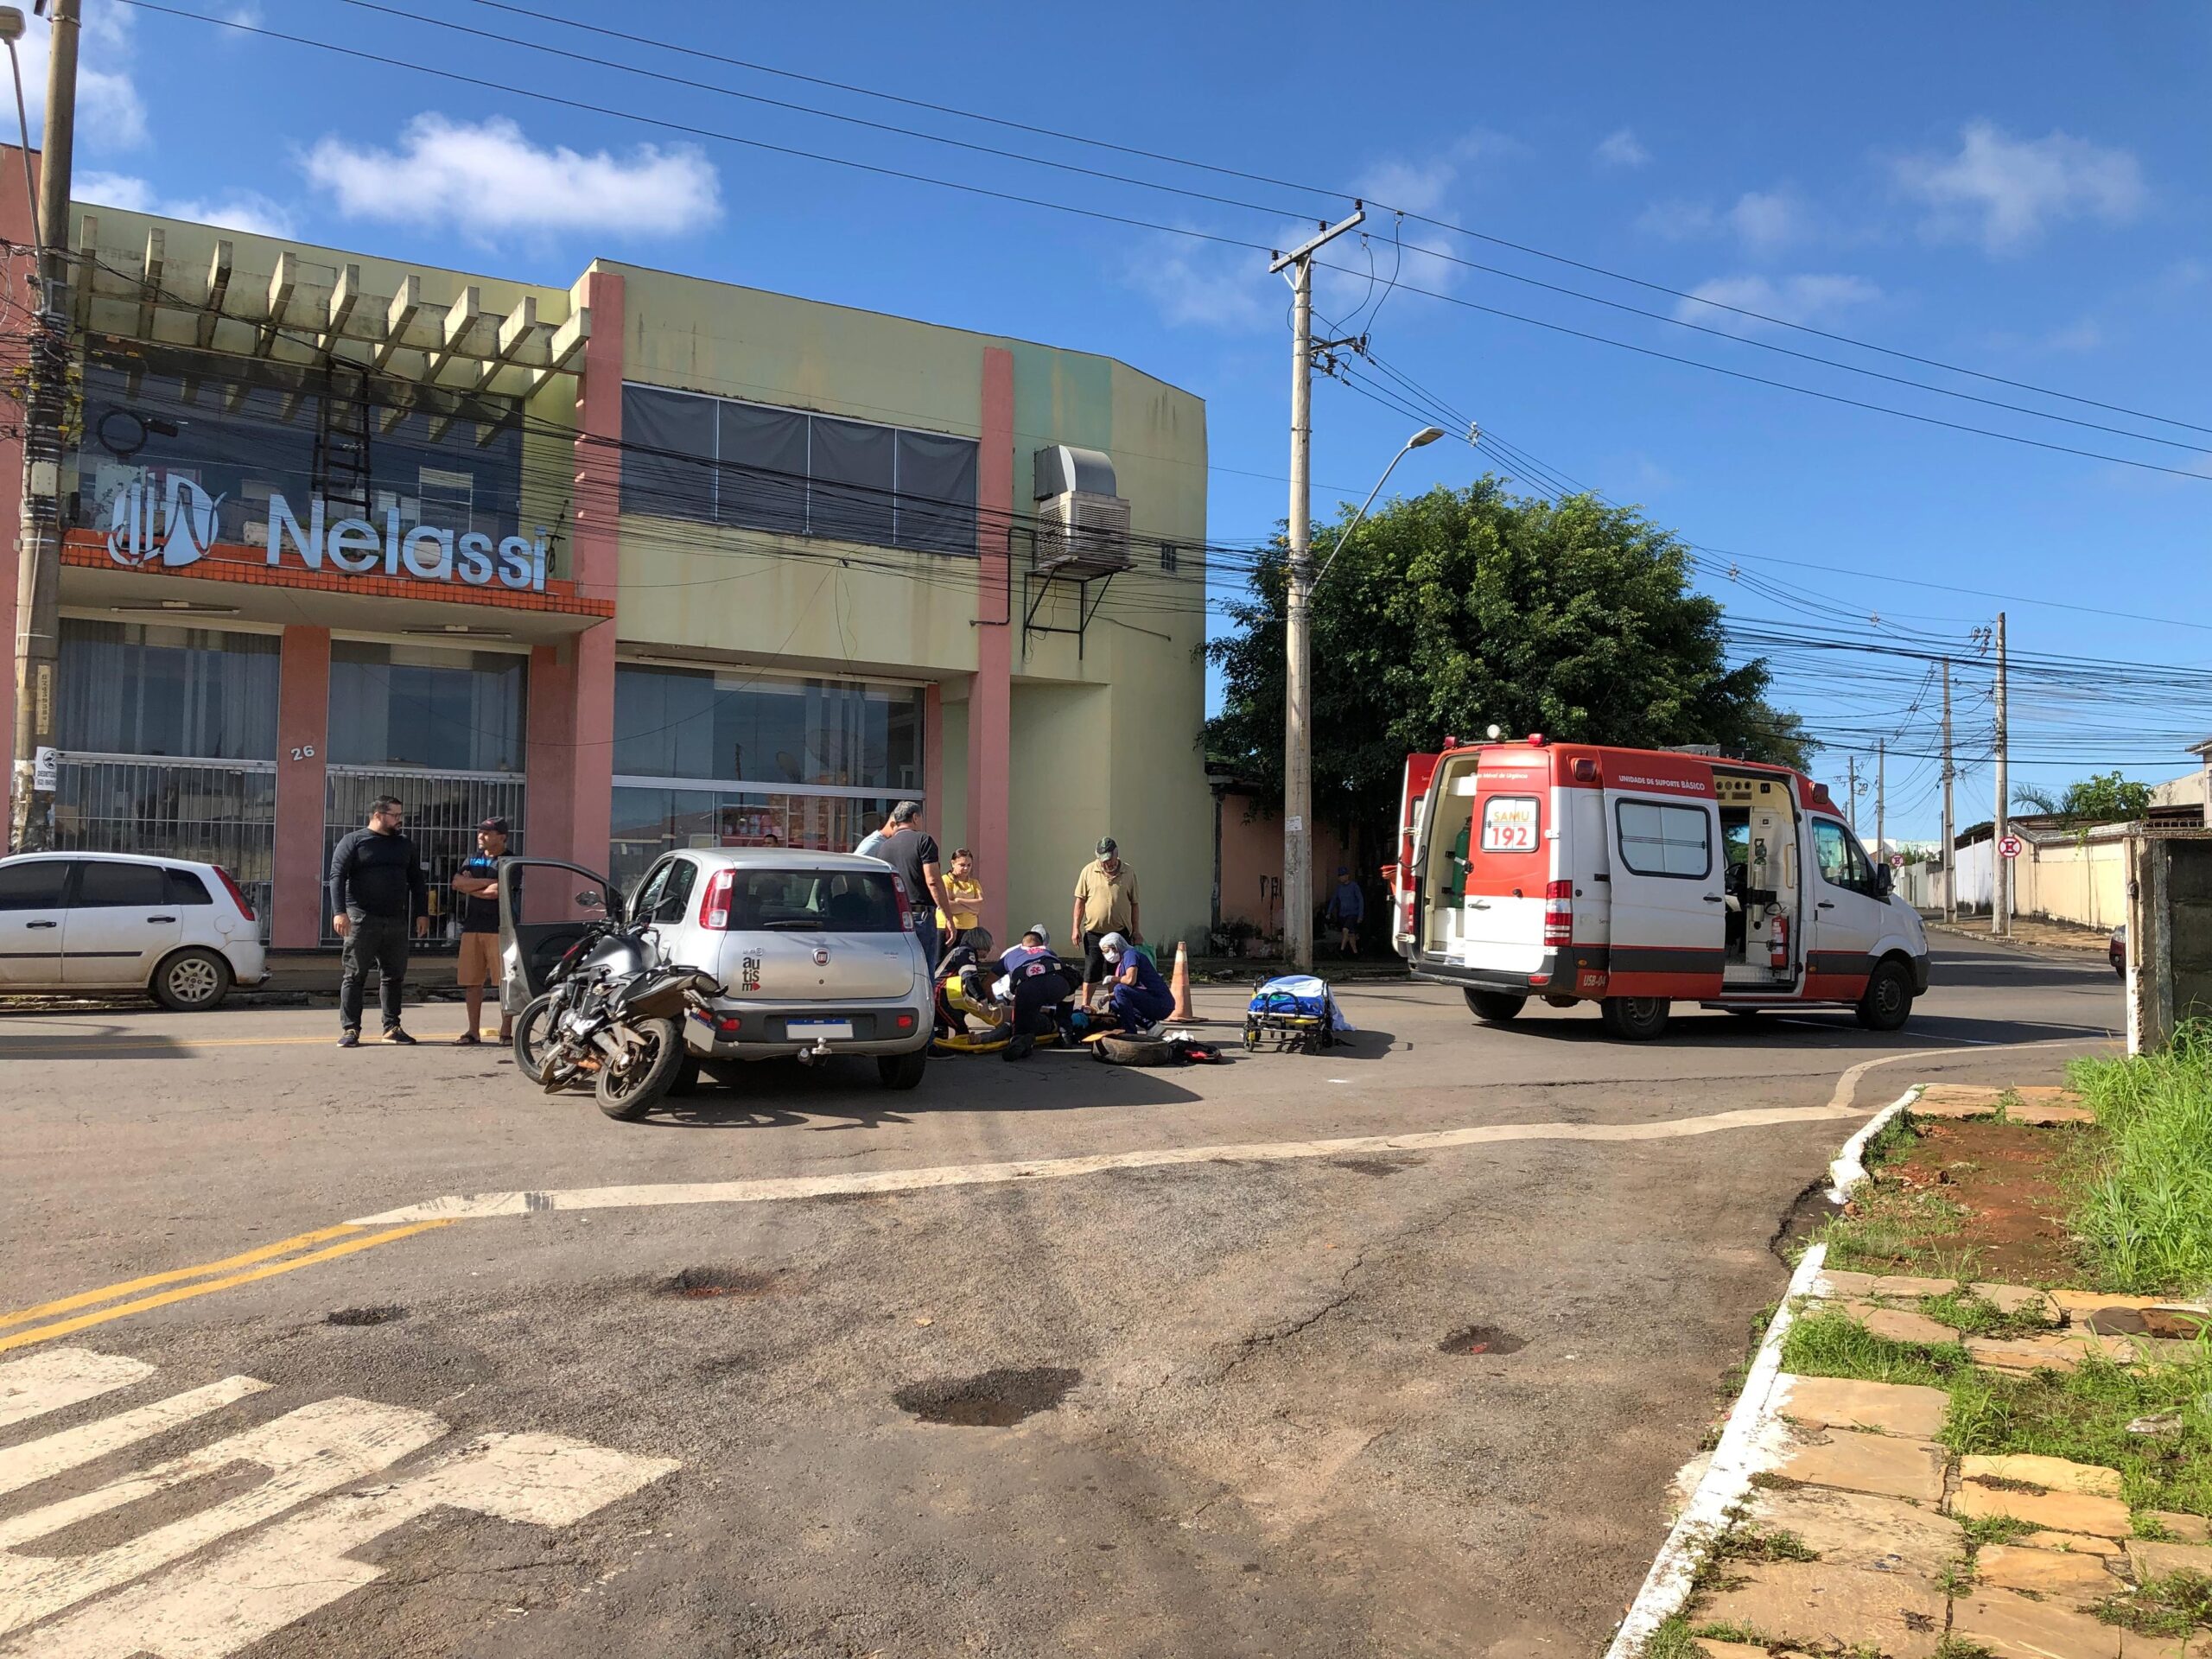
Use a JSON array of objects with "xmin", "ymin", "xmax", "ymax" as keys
[
  {"xmin": 808, "ymin": 417, "xmax": 895, "ymax": 548},
  {"xmin": 893, "ymin": 429, "xmax": 979, "ymax": 555},
  {"xmin": 716, "ymin": 402, "xmax": 810, "ymax": 535},
  {"xmin": 621, "ymin": 386, "xmax": 716, "ymax": 523}
]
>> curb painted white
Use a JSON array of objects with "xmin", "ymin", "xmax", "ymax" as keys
[
  {"xmin": 1602, "ymin": 1084, "xmax": 1921, "ymax": 1659},
  {"xmin": 1827, "ymin": 1084, "xmax": 1923, "ymax": 1204}
]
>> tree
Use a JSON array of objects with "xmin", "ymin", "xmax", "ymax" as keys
[
  {"xmin": 1205, "ymin": 480, "xmax": 1813, "ymax": 870},
  {"xmin": 2012, "ymin": 771, "xmax": 2152, "ymax": 826}
]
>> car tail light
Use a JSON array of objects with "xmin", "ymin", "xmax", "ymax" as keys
[
  {"xmin": 212, "ymin": 864, "xmax": 255, "ymax": 922},
  {"xmin": 1542, "ymin": 880, "xmax": 1573, "ymax": 946},
  {"xmin": 889, "ymin": 873, "xmax": 918, "ymax": 932},
  {"xmin": 700, "ymin": 868, "xmax": 736, "ymax": 930},
  {"xmin": 894, "ymin": 1013, "xmax": 915, "ymax": 1030},
  {"xmin": 712, "ymin": 1013, "xmax": 742, "ymax": 1034}
]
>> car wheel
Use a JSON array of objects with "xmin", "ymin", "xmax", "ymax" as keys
[
  {"xmin": 877, "ymin": 1049, "xmax": 928, "ymax": 1090},
  {"xmin": 151, "ymin": 948, "xmax": 232, "ymax": 1012},
  {"xmin": 1854, "ymin": 960, "xmax": 1915, "ymax": 1033},
  {"xmin": 1463, "ymin": 988, "xmax": 1527, "ymax": 1025},
  {"xmin": 1599, "ymin": 996, "xmax": 1670, "ymax": 1041}
]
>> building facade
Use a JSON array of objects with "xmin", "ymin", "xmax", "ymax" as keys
[{"xmin": 0, "ymin": 157, "xmax": 1214, "ymax": 950}]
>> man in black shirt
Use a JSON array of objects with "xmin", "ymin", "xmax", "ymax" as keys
[
  {"xmin": 327, "ymin": 795, "xmax": 429, "ymax": 1047},
  {"xmin": 875, "ymin": 801, "xmax": 950, "ymax": 972}
]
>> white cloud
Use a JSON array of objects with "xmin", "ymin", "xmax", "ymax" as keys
[
  {"xmin": 1595, "ymin": 128, "xmax": 1650, "ymax": 169},
  {"xmin": 1893, "ymin": 122, "xmax": 2145, "ymax": 252},
  {"xmin": 1638, "ymin": 186, "xmax": 1815, "ymax": 252},
  {"xmin": 302, "ymin": 114, "xmax": 721, "ymax": 239},
  {"xmin": 18, "ymin": 4, "xmax": 144, "ymax": 150},
  {"xmin": 1637, "ymin": 198, "xmax": 1716, "ymax": 240},
  {"xmin": 1126, "ymin": 232, "xmax": 1271, "ymax": 332},
  {"xmin": 1675, "ymin": 273, "xmax": 1883, "ymax": 334},
  {"xmin": 78, "ymin": 170, "xmax": 296, "ymax": 238}
]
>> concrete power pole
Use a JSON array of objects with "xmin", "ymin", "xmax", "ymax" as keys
[
  {"xmin": 1993, "ymin": 611, "xmax": 2009, "ymax": 938},
  {"xmin": 1269, "ymin": 207, "xmax": 1362, "ymax": 973},
  {"xmin": 1847, "ymin": 754, "xmax": 1859, "ymax": 836},
  {"xmin": 1941, "ymin": 658, "xmax": 1955, "ymax": 923},
  {"xmin": 1876, "ymin": 738, "xmax": 1885, "ymax": 862},
  {"xmin": 8, "ymin": 0, "xmax": 78, "ymax": 853}
]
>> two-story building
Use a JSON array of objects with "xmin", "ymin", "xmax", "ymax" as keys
[{"xmin": 0, "ymin": 152, "xmax": 1213, "ymax": 951}]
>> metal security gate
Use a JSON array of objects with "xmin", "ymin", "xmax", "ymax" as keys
[
  {"xmin": 323, "ymin": 767, "xmax": 525, "ymax": 946},
  {"xmin": 52, "ymin": 754, "xmax": 277, "ymax": 938}
]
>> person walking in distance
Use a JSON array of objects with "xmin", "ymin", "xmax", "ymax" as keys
[
  {"xmin": 1327, "ymin": 865, "xmax": 1365, "ymax": 956},
  {"xmin": 1071, "ymin": 836, "xmax": 1140, "ymax": 1007},
  {"xmin": 449, "ymin": 817, "xmax": 514, "ymax": 1046},
  {"xmin": 328, "ymin": 796, "xmax": 429, "ymax": 1048},
  {"xmin": 880, "ymin": 801, "xmax": 950, "ymax": 971}
]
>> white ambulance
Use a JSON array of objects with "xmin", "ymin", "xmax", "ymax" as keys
[{"xmin": 1389, "ymin": 737, "xmax": 1929, "ymax": 1040}]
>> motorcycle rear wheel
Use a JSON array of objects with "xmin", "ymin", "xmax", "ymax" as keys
[{"xmin": 596, "ymin": 1016, "xmax": 684, "ymax": 1121}]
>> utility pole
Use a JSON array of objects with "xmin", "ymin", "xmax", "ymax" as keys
[
  {"xmin": 1941, "ymin": 658, "xmax": 1955, "ymax": 922},
  {"xmin": 1847, "ymin": 754, "xmax": 1859, "ymax": 836},
  {"xmin": 8, "ymin": 0, "xmax": 78, "ymax": 853},
  {"xmin": 1993, "ymin": 611, "xmax": 2009, "ymax": 937},
  {"xmin": 1876, "ymin": 738, "xmax": 1885, "ymax": 862},
  {"xmin": 1269, "ymin": 206, "xmax": 1363, "ymax": 973}
]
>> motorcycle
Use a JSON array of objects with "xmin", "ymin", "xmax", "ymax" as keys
[{"xmin": 512, "ymin": 918, "xmax": 721, "ymax": 1120}]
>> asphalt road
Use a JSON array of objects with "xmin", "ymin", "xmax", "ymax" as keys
[{"xmin": 0, "ymin": 934, "xmax": 2121, "ymax": 1657}]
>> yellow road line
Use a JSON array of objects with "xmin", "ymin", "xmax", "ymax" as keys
[
  {"xmin": 0, "ymin": 1222, "xmax": 452, "ymax": 1355},
  {"xmin": 0, "ymin": 1224, "xmax": 366, "ymax": 1333}
]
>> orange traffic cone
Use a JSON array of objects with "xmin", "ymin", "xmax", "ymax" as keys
[{"xmin": 1166, "ymin": 940, "xmax": 1198, "ymax": 1023}]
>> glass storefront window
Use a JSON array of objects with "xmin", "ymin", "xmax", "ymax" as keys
[
  {"xmin": 613, "ymin": 665, "xmax": 920, "ymax": 791},
  {"xmin": 328, "ymin": 642, "xmax": 527, "ymax": 772},
  {"xmin": 57, "ymin": 620, "xmax": 278, "ymax": 760},
  {"xmin": 609, "ymin": 787, "xmax": 900, "ymax": 899}
]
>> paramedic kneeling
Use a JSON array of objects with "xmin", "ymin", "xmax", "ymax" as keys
[{"xmin": 1098, "ymin": 932, "xmax": 1173, "ymax": 1033}]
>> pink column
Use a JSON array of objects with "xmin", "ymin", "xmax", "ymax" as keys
[
  {"xmin": 566, "ymin": 269, "xmax": 626, "ymax": 876},
  {"xmin": 968, "ymin": 346, "xmax": 1014, "ymax": 941},
  {"xmin": 525, "ymin": 641, "xmax": 575, "ymax": 864},
  {"xmin": 271, "ymin": 626, "xmax": 331, "ymax": 948}
]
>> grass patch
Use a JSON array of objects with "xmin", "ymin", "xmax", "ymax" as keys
[
  {"xmin": 1919, "ymin": 1288, "xmax": 2058, "ymax": 1338},
  {"xmin": 1717, "ymin": 1524, "xmax": 1818, "ymax": 1563},
  {"xmin": 1821, "ymin": 1177, "xmax": 1984, "ymax": 1281},
  {"xmin": 1932, "ymin": 1640, "xmax": 1999, "ymax": 1659},
  {"xmin": 1688, "ymin": 1622, "xmax": 1769, "ymax": 1645},
  {"xmin": 1863, "ymin": 1109, "xmax": 1923, "ymax": 1169},
  {"xmin": 1637, "ymin": 1615, "xmax": 1701, "ymax": 1659},
  {"xmin": 2067, "ymin": 1026, "xmax": 2212, "ymax": 1294},
  {"xmin": 1945, "ymin": 1350, "xmax": 2212, "ymax": 1516},
  {"xmin": 1781, "ymin": 1306, "xmax": 1970, "ymax": 1388},
  {"xmin": 2094, "ymin": 1569, "xmax": 2212, "ymax": 1636},
  {"xmin": 1958, "ymin": 1512, "xmax": 2038, "ymax": 1548}
]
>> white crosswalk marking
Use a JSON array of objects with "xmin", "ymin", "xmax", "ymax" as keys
[
  {"xmin": 13, "ymin": 1433, "xmax": 681, "ymax": 1657},
  {"xmin": 0, "ymin": 1376, "xmax": 269, "ymax": 1497},
  {"xmin": 0, "ymin": 1349, "xmax": 153, "ymax": 1430},
  {"xmin": 0, "ymin": 1396, "xmax": 448, "ymax": 1637},
  {"xmin": 0, "ymin": 1352, "xmax": 680, "ymax": 1655}
]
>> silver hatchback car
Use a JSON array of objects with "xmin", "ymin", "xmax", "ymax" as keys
[{"xmin": 499, "ymin": 847, "xmax": 933, "ymax": 1090}]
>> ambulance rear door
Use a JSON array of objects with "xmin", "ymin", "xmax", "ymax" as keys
[
  {"xmin": 1391, "ymin": 752, "xmax": 1441, "ymax": 958},
  {"xmin": 1458, "ymin": 753, "xmax": 1551, "ymax": 976},
  {"xmin": 1603, "ymin": 758, "xmax": 1726, "ymax": 1000}
]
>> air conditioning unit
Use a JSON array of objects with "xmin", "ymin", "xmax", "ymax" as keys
[{"xmin": 1031, "ymin": 445, "xmax": 1130, "ymax": 576}]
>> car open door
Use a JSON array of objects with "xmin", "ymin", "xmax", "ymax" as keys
[
  {"xmin": 497, "ymin": 857, "xmax": 618, "ymax": 1015},
  {"xmin": 1390, "ymin": 752, "xmax": 1440, "ymax": 958},
  {"xmin": 1602, "ymin": 757, "xmax": 1726, "ymax": 1001}
]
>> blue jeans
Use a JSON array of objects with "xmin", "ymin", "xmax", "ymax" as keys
[{"xmin": 917, "ymin": 918, "xmax": 941, "ymax": 976}]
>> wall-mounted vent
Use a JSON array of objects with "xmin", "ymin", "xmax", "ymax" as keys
[
  {"xmin": 1030, "ymin": 445, "xmax": 1129, "ymax": 576},
  {"xmin": 1032, "ymin": 444, "xmax": 1117, "ymax": 501}
]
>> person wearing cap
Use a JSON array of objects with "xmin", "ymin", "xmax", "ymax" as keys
[
  {"xmin": 450, "ymin": 817, "xmax": 514, "ymax": 1046},
  {"xmin": 1071, "ymin": 836, "xmax": 1141, "ymax": 1007},
  {"xmin": 1098, "ymin": 931, "xmax": 1173, "ymax": 1033},
  {"xmin": 1327, "ymin": 865, "xmax": 1366, "ymax": 956}
]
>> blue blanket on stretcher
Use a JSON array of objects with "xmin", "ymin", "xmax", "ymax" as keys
[{"xmin": 1246, "ymin": 975, "xmax": 1355, "ymax": 1033}]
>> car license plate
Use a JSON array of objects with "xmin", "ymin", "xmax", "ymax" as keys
[{"xmin": 788, "ymin": 1019, "xmax": 854, "ymax": 1040}]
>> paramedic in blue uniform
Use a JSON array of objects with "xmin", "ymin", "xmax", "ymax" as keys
[{"xmin": 1097, "ymin": 932, "xmax": 1173, "ymax": 1033}]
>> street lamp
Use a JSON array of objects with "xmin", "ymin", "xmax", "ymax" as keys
[
  {"xmin": 0, "ymin": 9, "xmax": 33, "ymax": 259},
  {"xmin": 1282, "ymin": 423, "xmax": 1450, "ymax": 971}
]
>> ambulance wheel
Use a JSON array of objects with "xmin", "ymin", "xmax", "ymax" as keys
[
  {"xmin": 1854, "ymin": 960, "xmax": 1915, "ymax": 1033},
  {"xmin": 1463, "ymin": 989, "xmax": 1527, "ymax": 1025},
  {"xmin": 1600, "ymin": 996, "xmax": 1671, "ymax": 1041}
]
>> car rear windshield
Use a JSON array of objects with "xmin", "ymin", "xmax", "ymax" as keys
[{"xmin": 724, "ymin": 868, "xmax": 905, "ymax": 932}]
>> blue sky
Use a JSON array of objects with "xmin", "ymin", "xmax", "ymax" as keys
[{"xmin": 32, "ymin": 0, "xmax": 2212, "ymax": 840}]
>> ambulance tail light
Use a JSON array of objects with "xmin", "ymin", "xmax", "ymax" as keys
[
  {"xmin": 700, "ymin": 868, "xmax": 736, "ymax": 930},
  {"xmin": 1542, "ymin": 880, "xmax": 1574, "ymax": 946}
]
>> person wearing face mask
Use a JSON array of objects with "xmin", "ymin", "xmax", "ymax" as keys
[{"xmin": 1096, "ymin": 931, "xmax": 1173, "ymax": 1034}]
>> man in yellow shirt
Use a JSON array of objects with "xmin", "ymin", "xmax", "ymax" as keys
[
  {"xmin": 937, "ymin": 848, "xmax": 984, "ymax": 944},
  {"xmin": 1071, "ymin": 836, "xmax": 1141, "ymax": 1007}
]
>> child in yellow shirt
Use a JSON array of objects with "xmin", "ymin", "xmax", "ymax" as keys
[{"xmin": 938, "ymin": 848, "xmax": 984, "ymax": 943}]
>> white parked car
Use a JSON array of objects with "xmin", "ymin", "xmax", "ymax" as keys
[
  {"xmin": 0, "ymin": 852, "xmax": 267, "ymax": 1010},
  {"xmin": 499, "ymin": 847, "xmax": 934, "ymax": 1089}
]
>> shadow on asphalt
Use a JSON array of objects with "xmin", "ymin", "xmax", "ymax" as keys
[
  {"xmin": 0, "ymin": 1016, "xmax": 194, "ymax": 1058},
  {"xmin": 1465, "ymin": 1008, "xmax": 2116, "ymax": 1050},
  {"xmin": 649, "ymin": 1051, "xmax": 1214, "ymax": 1128}
]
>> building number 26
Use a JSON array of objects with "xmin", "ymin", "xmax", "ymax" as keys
[{"xmin": 289, "ymin": 744, "xmax": 316, "ymax": 761}]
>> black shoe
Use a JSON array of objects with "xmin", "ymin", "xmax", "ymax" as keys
[
  {"xmin": 453, "ymin": 1032, "xmax": 482, "ymax": 1046},
  {"xmin": 384, "ymin": 1027, "xmax": 417, "ymax": 1046},
  {"xmin": 337, "ymin": 1030, "xmax": 360, "ymax": 1048}
]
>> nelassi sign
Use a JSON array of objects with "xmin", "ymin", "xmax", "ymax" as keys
[{"xmin": 104, "ymin": 470, "xmax": 550, "ymax": 591}]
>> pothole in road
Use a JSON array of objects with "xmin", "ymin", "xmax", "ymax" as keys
[
  {"xmin": 1437, "ymin": 1325, "xmax": 1525, "ymax": 1357},
  {"xmin": 893, "ymin": 1367, "xmax": 1081, "ymax": 1427},
  {"xmin": 655, "ymin": 1266, "xmax": 777, "ymax": 1300},
  {"xmin": 1332, "ymin": 1155, "xmax": 1424, "ymax": 1178},
  {"xmin": 326, "ymin": 1306, "xmax": 407, "ymax": 1326}
]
